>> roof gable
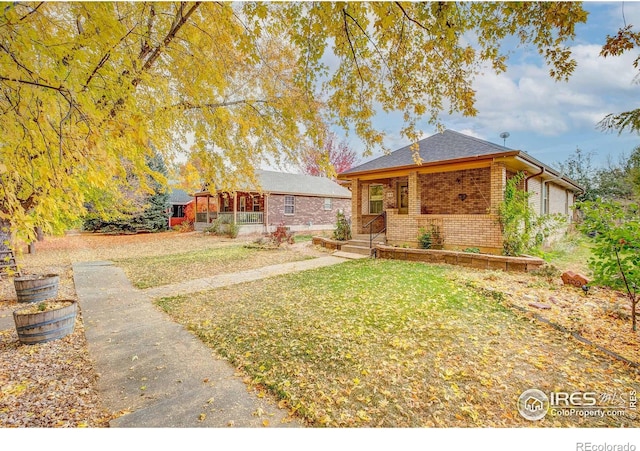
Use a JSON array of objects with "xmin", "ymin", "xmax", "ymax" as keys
[
  {"xmin": 342, "ymin": 129, "xmax": 513, "ymax": 174},
  {"xmin": 169, "ymin": 188, "xmax": 193, "ymax": 204}
]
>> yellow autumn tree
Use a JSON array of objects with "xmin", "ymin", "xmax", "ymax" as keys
[{"xmin": 0, "ymin": 2, "xmax": 587, "ymax": 244}]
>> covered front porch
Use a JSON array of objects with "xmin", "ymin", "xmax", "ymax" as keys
[
  {"xmin": 193, "ymin": 191, "xmax": 268, "ymax": 233},
  {"xmin": 348, "ymin": 161, "xmax": 508, "ymax": 254}
]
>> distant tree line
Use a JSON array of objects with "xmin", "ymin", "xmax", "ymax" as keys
[
  {"xmin": 556, "ymin": 146, "xmax": 640, "ymax": 203},
  {"xmin": 560, "ymin": 146, "xmax": 640, "ymax": 333}
]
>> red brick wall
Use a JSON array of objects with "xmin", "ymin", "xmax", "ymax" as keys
[
  {"xmin": 267, "ymin": 194, "xmax": 351, "ymax": 228},
  {"xmin": 419, "ymin": 168, "xmax": 491, "ymax": 215}
]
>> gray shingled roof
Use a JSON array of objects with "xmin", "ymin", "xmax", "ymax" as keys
[
  {"xmin": 255, "ymin": 170, "xmax": 351, "ymax": 198},
  {"xmin": 168, "ymin": 188, "xmax": 193, "ymax": 204},
  {"xmin": 342, "ymin": 129, "xmax": 514, "ymax": 174}
]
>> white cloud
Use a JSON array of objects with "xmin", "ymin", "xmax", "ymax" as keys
[{"xmin": 463, "ymin": 41, "xmax": 639, "ymax": 137}]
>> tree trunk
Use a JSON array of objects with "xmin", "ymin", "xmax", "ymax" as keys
[{"xmin": 0, "ymin": 219, "xmax": 12, "ymax": 252}]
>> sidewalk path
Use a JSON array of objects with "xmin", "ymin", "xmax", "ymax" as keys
[
  {"xmin": 142, "ymin": 255, "xmax": 347, "ymax": 298},
  {"xmin": 73, "ymin": 254, "xmax": 348, "ymax": 427}
]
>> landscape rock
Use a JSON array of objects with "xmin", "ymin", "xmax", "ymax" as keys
[
  {"xmin": 561, "ymin": 271, "xmax": 590, "ymax": 287},
  {"xmin": 529, "ymin": 302, "xmax": 552, "ymax": 310}
]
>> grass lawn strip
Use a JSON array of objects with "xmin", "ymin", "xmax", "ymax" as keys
[
  {"xmin": 114, "ymin": 245, "xmax": 313, "ymax": 289},
  {"xmin": 156, "ymin": 259, "xmax": 640, "ymax": 427}
]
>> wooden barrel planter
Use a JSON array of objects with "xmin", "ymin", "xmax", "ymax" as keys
[
  {"xmin": 14, "ymin": 274, "xmax": 60, "ymax": 303},
  {"xmin": 13, "ymin": 300, "xmax": 77, "ymax": 345}
]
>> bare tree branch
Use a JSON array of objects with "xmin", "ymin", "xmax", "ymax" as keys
[
  {"xmin": 166, "ymin": 99, "xmax": 272, "ymax": 111},
  {"xmin": 18, "ymin": 2, "xmax": 44, "ymax": 22},
  {"xmin": 342, "ymin": 8, "xmax": 364, "ymax": 84},
  {"xmin": 0, "ymin": 76, "xmax": 69, "ymax": 94},
  {"xmin": 137, "ymin": 2, "xmax": 201, "ymax": 77}
]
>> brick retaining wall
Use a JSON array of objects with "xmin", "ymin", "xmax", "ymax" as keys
[
  {"xmin": 312, "ymin": 237, "xmax": 545, "ymax": 272},
  {"xmin": 375, "ymin": 245, "xmax": 544, "ymax": 272}
]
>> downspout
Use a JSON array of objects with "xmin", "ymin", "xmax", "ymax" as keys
[{"xmin": 524, "ymin": 167, "xmax": 544, "ymax": 193}]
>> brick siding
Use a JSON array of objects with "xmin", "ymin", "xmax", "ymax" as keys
[
  {"xmin": 348, "ymin": 162, "xmax": 577, "ymax": 254},
  {"xmin": 418, "ymin": 167, "xmax": 491, "ymax": 215},
  {"xmin": 385, "ymin": 209, "xmax": 503, "ymax": 253},
  {"xmin": 268, "ymin": 194, "xmax": 351, "ymax": 229}
]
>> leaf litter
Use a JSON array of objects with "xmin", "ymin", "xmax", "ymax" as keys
[
  {"xmin": 0, "ymin": 231, "xmax": 328, "ymax": 427},
  {"xmin": 158, "ymin": 259, "xmax": 640, "ymax": 427}
]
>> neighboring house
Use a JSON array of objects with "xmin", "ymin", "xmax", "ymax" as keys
[
  {"xmin": 193, "ymin": 170, "xmax": 352, "ymax": 235},
  {"xmin": 168, "ymin": 188, "xmax": 194, "ymax": 228},
  {"xmin": 337, "ymin": 130, "xmax": 582, "ymax": 254}
]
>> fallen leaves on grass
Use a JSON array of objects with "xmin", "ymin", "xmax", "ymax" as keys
[
  {"xmin": 455, "ymin": 269, "xmax": 640, "ymax": 366},
  {"xmin": 114, "ymin": 245, "xmax": 313, "ymax": 289},
  {"xmin": 157, "ymin": 259, "xmax": 640, "ymax": 428}
]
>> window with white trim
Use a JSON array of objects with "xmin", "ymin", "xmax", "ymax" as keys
[
  {"xmin": 323, "ymin": 198, "xmax": 332, "ymax": 210},
  {"xmin": 543, "ymin": 183, "xmax": 550, "ymax": 214},
  {"xmin": 369, "ymin": 185, "xmax": 384, "ymax": 214},
  {"xmin": 284, "ymin": 195, "xmax": 295, "ymax": 215}
]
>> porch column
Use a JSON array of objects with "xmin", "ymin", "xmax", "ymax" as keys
[
  {"xmin": 233, "ymin": 192, "xmax": 237, "ymax": 224},
  {"xmin": 351, "ymin": 178, "xmax": 362, "ymax": 235},
  {"xmin": 490, "ymin": 163, "xmax": 506, "ymax": 215},
  {"xmin": 264, "ymin": 194, "xmax": 269, "ymax": 232},
  {"xmin": 408, "ymin": 171, "xmax": 421, "ymax": 215},
  {"xmin": 206, "ymin": 194, "xmax": 210, "ymax": 223}
]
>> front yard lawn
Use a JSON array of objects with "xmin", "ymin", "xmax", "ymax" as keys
[
  {"xmin": 156, "ymin": 259, "xmax": 640, "ymax": 427},
  {"xmin": 114, "ymin": 245, "xmax": 313, "ymax": 289}
]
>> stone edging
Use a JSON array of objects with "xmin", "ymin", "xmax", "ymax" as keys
[
  {"xmin": 312, "ymin": 236, "xmax": 347, "ymax": 251},
  {"xmin": 312, "ymin": 237, "xmax": 545, "ymax": 272},
  {"xmin": 374, "ymin": 245, "xmax": 545, "ymax": 273}
]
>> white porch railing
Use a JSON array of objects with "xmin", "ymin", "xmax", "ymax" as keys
[
  {"xmin": 237, "ymin": 211, "xmax": 264, "ymax": 224},
  {"xmin": 196, "ymin": 211, "xmax": 264, "ymax": 224}
]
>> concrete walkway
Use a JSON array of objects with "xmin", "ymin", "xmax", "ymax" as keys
[
  {"xmin": 142, "ymin": 255, "xmax": 347, "ymax": 298},
  {"xmin": 73, "ymin": 254, "xmax": 349, "ymax": 427}
]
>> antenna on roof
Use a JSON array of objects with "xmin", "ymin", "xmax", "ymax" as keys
[{"xmin": 499, "ymin": 132, "xmax": 510, "ymax": 147}]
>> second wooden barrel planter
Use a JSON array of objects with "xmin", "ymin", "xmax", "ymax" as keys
[
  {"xmin": 14, "ymin": 274, "xmax": 60, "ymax": 303},
  {"xmin": 13, "ymin": 300, "xmax": 78, "ymax": 345}
]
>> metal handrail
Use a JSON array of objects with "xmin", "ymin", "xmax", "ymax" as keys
[{"xmin": 364, "ymin": 211, "xmax": 386, "ymax": 249}]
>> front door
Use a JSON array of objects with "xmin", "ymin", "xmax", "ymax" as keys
[{"xmin": 398, "ymin": 182, "xmax": 408, "ymax": 214}]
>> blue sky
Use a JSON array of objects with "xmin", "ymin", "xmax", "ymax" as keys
[{"xmin": 340, "ymin": 1, "xmax": 640, "ymax": 171}]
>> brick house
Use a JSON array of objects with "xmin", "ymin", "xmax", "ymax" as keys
[
  {"xmin": 168, "ymin": 188, "xmax": 194, "ymax": 228},
  {"xmin": 337, "ymin": 130, "xmax": 582, "ymax": 254},
  {"xmin": 193, "ymin": 170, "xmax": 351, "ymax": 235}
]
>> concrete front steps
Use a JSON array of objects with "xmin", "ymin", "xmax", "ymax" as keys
[{"xmin": 340, "ymin": 233, "xmax": 386, "ymax": 257}]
